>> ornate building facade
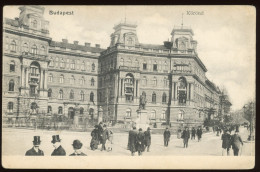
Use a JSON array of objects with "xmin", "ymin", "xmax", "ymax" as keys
[{"xmin": 3, "ymin": 6, "xmax": 226, "ymax": 128}]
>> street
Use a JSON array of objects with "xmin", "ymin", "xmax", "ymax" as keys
[{"xmin": 2, "ymin": 127, "xmax": 254, "ymax": 156}]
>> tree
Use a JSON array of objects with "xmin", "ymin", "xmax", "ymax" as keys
[{"xmin": 243, "ymin": 101, "xmax": 255, "ymax": 141}]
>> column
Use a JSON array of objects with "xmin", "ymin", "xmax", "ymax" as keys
[
  {"xmin": 186, "ymin": 83, "xmax": 190, "ymax": 101},
  {"xmin": 21, "ymin": 66, "xmax": 25, "ymax": 88},
  {"xmin": 136, "ymin": 80, "xmax": 138, "ymax": 97},
  {"xmin": 44, "ymin": 70, "xmax": 48, "ymax": 89},
  {"xmin": 122, "ymin": 78, "xmax": 125, "ymax": 96},
  {"xmin": 25, "ymin": 67, "xmax": 29, "ymax": 88},
  {"xmin": 190, "ymin": 83, "xmax": 194, "ymax": 100},
  {"xmin": 40, "ymin": 69, "xmax": 44, "ymax": 89}
]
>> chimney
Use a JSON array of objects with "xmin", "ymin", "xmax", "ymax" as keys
[
  {"xmin": 85, "ymin": 42, "xmax": 91, "ymax": 47},
  {"xmin": 95, "ymin": 44, "xmax": 100, "ymax": 48},
  {"xmin": 74, "ymin": 41, "xmax": 79, "ymax": 45},
  {"xmin": 62, "ymin": 39, "xmax": 68, "ymax": 43}
]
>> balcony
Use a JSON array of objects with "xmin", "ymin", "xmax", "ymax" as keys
[
  {"xmin": 29, "ymin": 92, "xmax": 39, "ymax": 98},
  {"xmin": 29, "ymin": 73, "xmax": 40, "ymax": 79},
  {"xmin": 29, "ymin": 80, "xmax": 39, "ymax": 86}
]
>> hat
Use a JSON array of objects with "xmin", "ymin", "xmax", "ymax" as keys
[
  {"xmin": 51, "ymin": 135, "xmax": 61, "ymax": 144},
  {"xmin": 103, "ymin": 124, "xmax": 107, "ymax": 127},
  {"xmin": 133, "ymin": 126, "xmax": 136, "ymax": 130},
  {"xmin": 147, "ymin": 127, "xmax": 151, "ymax": 130},
  {"xmin": 72, "ymin": 140, "xmax": 83, "ymax": 150},
  {"xmin": 33, "ymin": 136, "xmax": 41, "ymax": 145},
  {"xmin": 139, "ymin": 128, "xmax": 142, "ymax": 131}
]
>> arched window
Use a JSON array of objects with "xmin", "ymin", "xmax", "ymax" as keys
[
  {"xmin": 41, "ymin": 46, "xmax": 45, "ymax": 55},
  {"xmin": 134, "ymin": 59, "xmax": 139, "ymax": 67},
  {"xmin": 142, "ymin": 76, "xmax": 147, "ymax": 86},
  {"xmin": 80, "ymin": 77, "xmax": 85, "ymax": 85},
  {"xmin": 59, "ymin": 89, "xmax": 63, "ymax": 99},
  {"xmin": 49, "ymin": 58, "xmax": 54, "ymax": 67},
  {"xmin": 80, "ymin": 107, "xmax": 84, "ymax": 115},
  {"xmin": 71, "ymin": 60, "xmax": 75, "ymax": 69},
  {"xmin": 60, "ymin": 59, "xmax": 65, "ymax": 68},
  {"xmin": 80, "ymin": 90, "xmax": 85, "ymax": 101},
  {"xmin": 59, "ymin": 75, "xmax": 64, "ymax": 83},
  {"xmin": 30, "ymin": 102, "xmax": 38, "ymax": 114},
  {"xmin": 48, "ymin": 73, "xmax": 53, "ymax": 82},
  {"xmin": 92, "ymin": 63, "xmax": 95, "ymax": 71},
  {"xmin": 9, "ymin": 80, "xmax": 14, "ymax": 91},
  {"xmin": 152, "ymin": 92, "xmax": 156, "ymax": 103},
  {"xmin": 98, "ymin": 92, "xmax": 102, "ymax": 102},
  {"xmin": 178, "ymin": 77, "xmax": 187, "ymax": 104},
  {"xmin": 7, "ymin": 102, "xmax": 13, "ymax": 113},
  {"xmin": 162, "ymin": 92, "xmax": 167, "ymax": 103},
  {"xmin": 47, "ymin": 106, "xmax": 52, "ymax": 113},
  {"xmin": 55, "ymin": 57, "xmax": 59, "ymax": 67},
  {"xmin": 164, "ymin": 77, "xmax": 168, "ymax": 87},
  {"xmin": 161, "ymin": 110, "xmax": 166, "ymax": 120},
  {"xmin": 23, "ymin": 43, "xmax": 29, "ymax": 53},
  {"xmin": 10, "ymin": 61, "xmax": 15, "ymax": 72},
  {"xmin": 10, "ymin": 40, "xmax": 16, "ymax": 52},
  {"xmin": 151, "ymin": 110, "xmax": 156, "ymax": 119},
  {"xmin": 70, "ymin": 90, "xmax": 74, "ymax": 99},
  {"xmin": 48, "ymin": 89, "xmax": 52, "ymax": 98},
  {"xmin": 58, "ymin": 106, "xmax": 63, "ymax": 114},
  {"xmin": 31, "ymin": 44, "xmax": 37, "ymax": 55},
  {"xmin": 120, "ymin": 58, "xmax": 124, "ymax": 66},
  {"xmin": 153, "ymin": 77, "xmax": 157, "ymax": 86},
  {"xmin": 91, "ymin": 78, "xmax": 95, "ymax": 86},
  {"xmin": 143, "ymin": 62, "xmax": 147, "ymax": 70},
  {"xmin": 90, "ymin": 92, "xmax": 94, "ymax": 102},
  {"xmin": 153, "ymin": 62, "xmax": 158, "ymax": 71},
  {"xmin": 81, "ymin": 61, "xmax": 85, "ymax": 70},
  {"xmin": 32, "ymin": 19, "xmax": 37, "ymax": 28},
  {"xmin": 178, "ymin": 110, "xmax": 184, "ymax": 121},
  {"xmin": 126, "ymin": 108, "xmax": 131, "ymax": 117},
  {"xmin": 70, "ymin": 75, "xmax": 75, "ymax": 84},
  {"xmin": 127, "ymin": 37, "xmax": 134, "ymax": 45}
]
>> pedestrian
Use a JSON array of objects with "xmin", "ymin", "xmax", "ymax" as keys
[
  {"xmin": 100, "ymin": 124, "xmax": 109, "ymax": 151},
  {"xmin": 231, "ymin": 129, "xmax": 243, "ymax": 156},
  {"xmin": 128, "ymin": 126, "xmax": 138, "ymax": 156},
  {"xmin": 107, "ymin": 129, "xmax": 113, "ymax": 151},
  {"xmin": 136, "ymin": 128, "xmax": 145, "ymax": 156},
  {"xmin": 216, "ymin": 126, "xmax": 220, "ymax": 136},
  {"xmin": 181, "ymin": 127, "xmax": 190, "ymax": 148},
  {"xmin": 197, "ymin": 126, "xmax": 203, "ymax": 142},
  {"xmin": 51, "ymin": 135, "xmax": 66, "ymax": 156},
  {"xmin": 221, "ymin": 130, "xmax": 231, "ymax": 156},
  {"xmin": 144, "ymin": 127, "xmax": 151, "ymax": 152},
  {"xmin": 98, "ymin": 122, "xmax": 104, "ymax": 144},
  {"xmin": 70, "ymin": 140, "xmax": 87, "ymax": 156},
  {"xmin": 25, "ymin": 136, "xmax": 44, "ymax": 156},
  {"xmin": 163, "ymin": 127, "xmax": 171, "ymax": 147},
  {"xmin": 90, "ymin": 125, "xmax": 99, "ymax": 150},
  {"xmin": 191, "ymin": 127, "xmax": 196, "ymax": 140}
]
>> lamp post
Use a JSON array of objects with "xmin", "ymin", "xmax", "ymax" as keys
[{"xmin": 243, "ymin": 102, "xmax": 255, "ymax": 141}]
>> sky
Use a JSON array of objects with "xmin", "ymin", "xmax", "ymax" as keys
[{"xmin": 3, "ymin": 5, "xmax": 256, "ymax": 111}]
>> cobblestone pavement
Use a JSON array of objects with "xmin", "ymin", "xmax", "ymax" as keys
[{"xmin": 2, "ymin": 127, "xmax": 254, "ymax": 156}]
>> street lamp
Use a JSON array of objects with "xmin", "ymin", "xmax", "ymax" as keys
[{"xmin": 243, "ymin": 102, "xmax": 255, "ymax": 141}]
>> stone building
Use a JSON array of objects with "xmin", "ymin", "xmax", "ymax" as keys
[{"xmin": 3, "ymin": 5, "xmax": 225, "ymax": 129}]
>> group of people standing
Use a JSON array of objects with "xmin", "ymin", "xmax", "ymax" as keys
[{"xmin": 181, "ymin": 126, "xmax": 203, "ymax": 148}]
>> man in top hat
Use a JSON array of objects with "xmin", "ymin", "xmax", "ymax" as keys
[
  {"xmin": 51, "ymin": 135, "xmax": 66, "ymax": 156},
  {"xmin": 128, "ymin": 126, "xmax": 138, "ymax": 156},
  {"xmin": 136, "ymin": 128, "xmax": 145, "ymax": 156},
  {"xmin": 100, "ymin": 124, "xmax": 109, "ymax": 151},
  {"xmin": 144, "ymin": 127, "xmax": 151, "ymax": 152},
  {"xmin": 163, "ymin": 127, "xmax": 171, "ymax": 147},
  {"xmin": 181, "ymin": 127, "xmax": 190, "ymax": 148},
  {"xmin": 25, "ymin": 136, "xmax": 44, "ymax": 156},
  {"xmin": 196, "ymin": 126, "xmax": 203, "ymax": 142},
  {"xmin": 231, "ymin": 129, "xmax": 243, "ymax": 156},
  {"xmin": 70, "ymin": 140, "xmax": 87, "ymax": 156}
]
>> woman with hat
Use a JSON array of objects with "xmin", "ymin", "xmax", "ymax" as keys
[
  {"xmin": 136, "ymin": 128, "xmax": 145, "ymax": 156},
  {"xmin": 70, "ymin": 140, "xmax": 87, "ymax": 156},
  {"xmin": 90, "ymin": 125, "xmax": 99, "ymax": 150},
  {"xmin": 144, "ymin": 127, "xmax": 151, "ymax": 152},
  {"xmin": 51, "ymin": 135, "xmax": 66, "ymax": 156},
  {"xmin": 25, "ymin": 136, "xmax": 44, "ymax": 156}
]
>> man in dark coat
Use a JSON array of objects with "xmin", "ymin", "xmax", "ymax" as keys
[
  {"xmin": 98, "ymin": 122, "xmax": 104, "ymax": 144},
  {"xmin": 182, "ymin": 127, "xmax": 190, "ymax": 148},
  {"xmin": 136, "ymin": 128, "xmax": 145, "ymax": 156},
  {"xmin": 90, "ymin": 125, "xmax": 99, "ymax": 150},
  {"xmin": 128, "ymin": 126, "xmax": 138, "ymax": 156},
  {"xmin": 221, "ymin": 130, "xmax": 231, "ymax": 156},
  {"xmin": 231, "ymin": 129, "xmax": 243, "ymax": 156},
  {"xmin": 144, "ymin": 127, "xmax": 151, "ymax": 152},
  {"xmin": 191, "ymin": 127, "xmax": 196, "ymax": 140},
  {"xmin": 51, "ymin": 135, "xmax": 66, "ymax": 156},
  {"xmin": 197, "ymin": 127, "xmax": 203, "ymax": 142},
  {"xmin": 70, "ymin": 140, "xmax": 87, "ymax": 156},
  {"xmin": 163, "ymin": 127, "xmax": 171, "ymax": 147},
  {"xmin": 25, "ymin": 136, "xmax": 44, "ymax": 156},
  {"xmin": 100, "ymin": 124, "xmax": 109, "ymax": 151}
]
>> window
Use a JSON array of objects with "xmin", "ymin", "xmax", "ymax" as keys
[
  {"xmin": 153, "ymin": 64, "xmax": 157, "ymax": 71},
  {"xmin": 164, "ymin": 77, "xmax": 168, "ymax": 87},
  {"xmin": 48, "ymin": 89, "xmax": 52, "ymax": 98},
  {"xmin": 66, "ymin": 59, "xmax": 70, "ymax": 68},
  {"xmin": 70, "ymin": 75, "xmax": 75, "ymax": 84},
  {"xmin": 41, "ymin": 46, "xmax": 45, "ymax": 55},
  {"xmin": 23, "ymin": 43, "xmax": 29, "ymax": 52},
  {"xmin": 150, "ymin": 110, "xmax": 156, "ymax": 119},
  {"xmin": 80, "ymin": 77, "xmax": 85, "ymax": 85},
  {"xmin": 59, "ymin": 75, "xmax": 64, "ymax": 83},
  {"xmin": 120, "ymin": 58, "xmax": 124, "ymax": 66},
  {"xmin": 7, "ymin": 102, "xmax": 13, "ymax": 113},
  {"xmin": 178, "ymin": 110, "xmax": 184, "ymax": 121},
  {"xmin": 60, "ymin": 59, "xmax": 65, "ymax": 68},
  {"xmin": 31, "ymin": 44, "xmax": 37, "ymax": 55},
  {"xmin": 48, "ymin": 73, "xmax": 53, "ymax": 82},
  {"xmin": 9, "ymin": 80, "xmax": 14, "ymax": 91},
  {"xmin": 80, "ymin": 91, "xmax": 85, "ymax": 101},
  {"xmin": 153, "ymin": 77, "xmax": 157, "ymax": 86},
  {"xmin": 162, "ymin": 92, "xmax": 167, "ymax": 103},
  {"xmin": 98, "ymin": 92, "xmax": 102, "ymax": 102},
  {"xmin": 161, "ymin": 110, "xmax": 166, "ymax": 120},
  {"xmin": 70, "ymin": 90, "xmax": 74, "ymax": 99},
  {"xmin": 71, "ymin": 60, "xmax": 75, "ymax": 69},
  {"xmin": 143, "ymin": 63, "xmax": 147, "ymax": 70},
  {"xmin": 47, "ymin": 106, "xmax": 52, "ymax": 113},
  {"xmin": 80, "ymin": 107, "xmax": 84, "ymax": 115},
  {"xmin": 126, "ymin": 109, "xmax": 131, "ymax": 117},
  {"xmin": 91, "ymin": 78, "xmax": 95, "ymax": 86},
  {"xmin": 81, "ymin": 61, "xmax": 85, "ymax": 70},
  {"xmin": 58, "ymin": 106, "xmax": 63, "ymax": 114},
  {"xmin": 127, "ymin": 37, "xmax": 134, "ymax": 45},
  {"xmin": 152, "ymin": 92, "xmax": 156, "ymax": 103},
  {"xmin": 49, "ymin": 58, "xmax": 54, "ymax": 67},
  {"xmin": 92, "ymin": 63, "xmax": 95, "ymax": 71},
  {"xmin": 90, "ymin": 92, "xmax": 94, "ymax": 102},
  {"xmin": 10, "ymin": 61, "xmax": 15, "ymax": 72},
  {"xmin": 32, "ymin": 19, "xmax": 37, "ymax": 28},
  {"xmin": 55, "ymin": 57, "xmax": 59, "ymax": 67},
  {"xmin": 10, "ymin": 40, "xmax": 16, "ymax": 52},
  {"xmin": 142, "ymin": 76, "xmax": 147, "ymax": 86},
  {"xmin": 59, "ymin": 89, "xmax": 63, "ymax": 99}
]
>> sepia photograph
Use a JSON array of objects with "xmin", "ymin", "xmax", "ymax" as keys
[{"xmin": 2, "ymin": 5, "xmax": 255, "ymax": 169}]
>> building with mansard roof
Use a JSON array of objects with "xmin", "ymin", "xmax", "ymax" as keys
[{"xmin": 3, "ymin": 6, "xmax": 227, "ymax": 129}]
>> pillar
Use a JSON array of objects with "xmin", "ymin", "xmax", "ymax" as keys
[
  {"xmin": 25, "ymin": 67, "xmax": 29, "ymax": 88},
  {"xmin": 21, "ymin": 65, "xmax": 25, "ymax": 88},
  {"xmin": 40, "ymin": 69, "xmax": 44, "ymax": 89},
  {"xmin": 44, "ymin": 70, "xmax": 48, "ymax": 89},
  {"xmin": 190, "ymin": 83, "xmax": 194, "ymax": 100},
  {"xmin": 187, "ymin": 83, "xmax": 190, "ymax": 101}
]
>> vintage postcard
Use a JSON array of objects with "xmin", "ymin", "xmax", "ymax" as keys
[{"xmin": 2, "ymin": 5, "xmax": 255, "ymax": 169}]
